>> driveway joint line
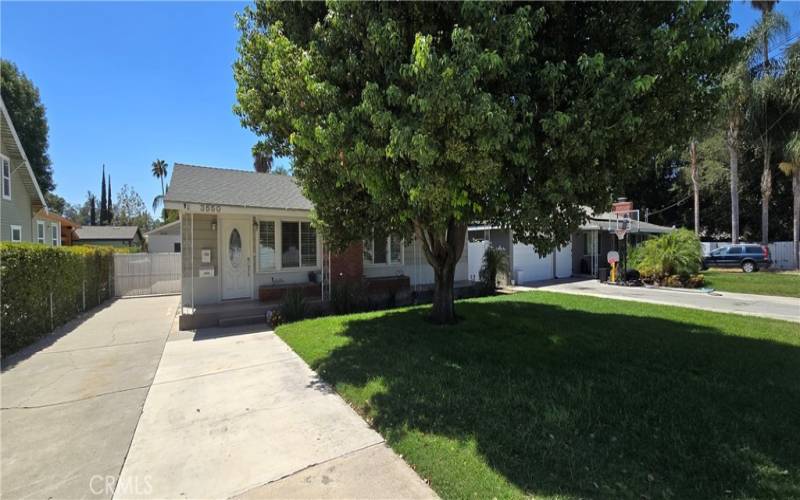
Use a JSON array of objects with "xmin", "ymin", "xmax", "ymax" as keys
[
  {"xmin": 111, "ymin": 305, "xmax": 179, "ymax": 500},
  {"xmin": 228, "ymin": 441, "xmax": 386, "ymax": 499},
  {"xmin": 33, "ymin": 337, "xmax": 164, "ymax": 356},
  {"xmin": 0, "ymin": 384, "xmax": 151, "ymax": 411},
  {"xmin": 151, "ymin": 354, "xmax": 297, "ymax": 386}
]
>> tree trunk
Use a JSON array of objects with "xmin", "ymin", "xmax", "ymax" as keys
[
  {"xmin": 414, "ymin": 218, "xmax": 467, "ymax": 324},
  {"xmin": 432, "ymin": 262, "xmax": 456, "ymax": 323},
  {"xmin": 690, "ymin": 140, "xmax": 700, "ymax": 235},
  {"xmin": 160, "ymin": 176, "xmax": 166, "ymax": 219},
  {"xmin": 761, "ymin": 138, "xmax": 772, "ymax": 245},
  {"xmin": 793, "ymin": 168, "xmax": 800, "ymax": 270},
  {"xmin": 727, "ymin": 122, "xmax": 740, "ymax": 244}
]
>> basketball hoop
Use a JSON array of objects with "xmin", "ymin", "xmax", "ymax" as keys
[{"xmin": 615, "ymin": 228, "xmax": 627, "ymax": 240}]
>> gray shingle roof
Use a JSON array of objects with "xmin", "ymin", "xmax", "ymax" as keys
[
  {"xmin": 164, "ymin": 163, "xmax": 312, "ymax": 211},
  {"xmin": 74, "ymin": 226, "xmax": 141, "ymax": 241},
  {"xmin": 580, "ymin": 212, "xmax": 674, "ymax": 234}
]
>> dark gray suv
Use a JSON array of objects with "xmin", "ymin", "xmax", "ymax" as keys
[{"xmin": 702, "ymin": 244, "xmax": 772, "ymax": 273}]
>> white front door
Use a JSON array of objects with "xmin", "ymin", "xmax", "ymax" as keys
[{"xmin": 221, "ymin": 217, "xmax": 252, "ymax": 300}]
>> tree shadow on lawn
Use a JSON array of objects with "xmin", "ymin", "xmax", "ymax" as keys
[{"xmin": 301, "ymin": 298, "xmax": 800, "ymax": 499}]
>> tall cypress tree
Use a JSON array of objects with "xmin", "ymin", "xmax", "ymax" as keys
[
  {"xmin": 107, "ymin": 174, "xmax": 113, "ymax": 224},
  {"xmin": 99, "ymin": 165, "xmax": 107, "ymax": 225},
  {"xmin": 89, "ymin": 194, "xmax": 96, "ymax": 226}
]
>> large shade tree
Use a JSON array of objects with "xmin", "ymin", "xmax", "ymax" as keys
[
  {"xmin": 235, "ymin": 1, "xmax": 734, "ymax": 323},
  {"xmin": 0, "ymin": 60, "xmax": 55, "ymax": 193}
]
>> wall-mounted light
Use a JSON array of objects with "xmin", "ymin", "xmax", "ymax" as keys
[{"xmin": 211, "ymin": 222, "xmax": 217, "ymax": 231}]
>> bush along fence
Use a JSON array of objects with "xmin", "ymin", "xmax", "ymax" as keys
[{"xmin": 1, "ymin": 243, "xmax": 114, "ymax": 356}]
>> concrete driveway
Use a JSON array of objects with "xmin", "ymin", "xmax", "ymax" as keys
[
  {"xmin": 116, "ymin": 324, "xmax": 435, "ymax": 499},
  {"xmin": 1, "ymin": 295, "xmax": 179, "ymax": 500},
  {"xmin": 515, "ymin": 278, "xmax": 799, "ymax": 323}
]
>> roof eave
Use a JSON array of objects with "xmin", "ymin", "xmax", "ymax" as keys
[{"xmin": 0, "ymin": 98, "xmax": 47, "ymax": 209}]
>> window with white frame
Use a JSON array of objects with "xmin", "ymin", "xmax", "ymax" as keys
[
  {"xmin": 300, "ymin": 222, "xmax": 317, "ymax": 267},
  {"xmin": 51, "ymin": 223, "xmax": 59, "ymax": 246},
  {"xmin": 364, "ymin": 233, "xmax": 403, "ymax": 265},
  {"xmin": 2, "ymin": 155, "xmax": 10, "ymax": 200},
  {"xmin": 36, "ymin": 220, "xmax": 45, "ymax": 244},
  {"xmin": 280, "ymin": 221, "xmax": 317, "ymax": 268},
  {"xmin": 10, "ymin": 225, "xmax": 22, "ymax": 242},
  {"xmin": 258, "ymin": 221, "xmax": 276, "ymax": 270}
]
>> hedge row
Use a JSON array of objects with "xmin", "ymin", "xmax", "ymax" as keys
[{"xmin": 1, "ymin": 243, "xmax": 115, "ymax": 355}]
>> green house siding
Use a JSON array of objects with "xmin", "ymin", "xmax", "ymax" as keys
[{"xmin": 0, "ymin": 151, "xmax": 35, "ymax": 243}]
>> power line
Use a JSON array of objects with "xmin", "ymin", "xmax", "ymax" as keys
[{"xmin": 646, "ymin": 195, "xmax": 691, "ymax": 219}]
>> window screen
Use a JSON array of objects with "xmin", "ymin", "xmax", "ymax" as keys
[
  {"xmin": 2, "ymin": 158, "xmax": 10, "ymax": 198},
  {"xmin": 373, "ymin": 232, "xmax": 387, "ymax": 264},
  {"xmin": 389, "ymin": 235, "xmax": 402, "ymax": 263},
  {"xmin": 281, "ymin": 222, "xmax": 300, "ymax": 268},
  {"xmin": 259, "ymin": 221, "xmax": 276, "ymax": 270}
]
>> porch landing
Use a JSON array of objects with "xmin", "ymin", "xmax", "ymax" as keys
[{"xmin": 180, "ymin": 299, "xmax": 323, "ymax": 330}]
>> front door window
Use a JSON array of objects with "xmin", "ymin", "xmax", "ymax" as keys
[{"xmin": 229, "ymin": 228, "xmax": 242, "ymax": 268}]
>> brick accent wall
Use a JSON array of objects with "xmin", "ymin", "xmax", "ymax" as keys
[{"xmin": 329, "ymin": 242, "xmax": 364, "ymax": 282}]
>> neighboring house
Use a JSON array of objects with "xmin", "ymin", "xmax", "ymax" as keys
[
  {"xmin": 145, "ymin": 219, "xmax": 181, "ymax": 253},
  {"xmin": 0, "ymin": 97, "xmax": 47, "ymax": 243},
  {"xmin": 572, "ymin": 208, "xmax": 673, "ymax": 277},
  {"xmin": 35, "ymin": 210, "xmax": 79, "ymax": 246},
  {"xmin": 73, "ymin": 226, "xmax": 144, "ymax": 247},
  {"xmin": 163, "ymin": 163, "xmax": 469, "ymax": 312},
  {"xmin": 467, "ymin": 200, "xmax": 674, "ymax": 284}
]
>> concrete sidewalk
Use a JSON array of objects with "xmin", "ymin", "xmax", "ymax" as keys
[
  {"xmin": 1, "ymin": 295, "xmax": 179, "ymax": 500},
  {"xmin": 514, "ymin": 278, "xmax": 799, "ymax": 323},
  {"xmin": 115, "ymin": 325, "xmax": 436, "ymax": 499}
]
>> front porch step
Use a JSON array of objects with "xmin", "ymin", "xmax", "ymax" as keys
[{"xmin": 218, "ymin": 314, "xmax": 269, "ymax": 328}]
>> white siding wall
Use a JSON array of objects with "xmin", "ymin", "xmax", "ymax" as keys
[
  {"xmin": 148, "ymin": 233, "xmax": 181, "ymax": 253},
  {"xmin": 363, "ymin": 237, "xmax": 469, "ymax": 287}
]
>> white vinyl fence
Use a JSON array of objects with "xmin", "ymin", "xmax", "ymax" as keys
[
  {"xmin": 701, "ymin": 241, "xmax": 798, "ymax": 270},
  {"xmin": 114, "ymin": 252, "xmax": 181, "ymax": 297}
]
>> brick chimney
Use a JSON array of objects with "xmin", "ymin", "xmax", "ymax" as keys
[{"xmin": 612, "ymin": 197, "xmax": 634, "ymax": 213}]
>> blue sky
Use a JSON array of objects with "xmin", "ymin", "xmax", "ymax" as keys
[{"xmin": 1, "ymin": 1, "xmax": 798, "ymax": 216}]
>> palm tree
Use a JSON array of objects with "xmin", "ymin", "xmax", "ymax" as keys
[
  {"xmin": 151, "ymin": 159, "xmax": 168, "ymax": 215},
  {"xmin": 253, "ymin": 150, "xmax": 273, "ymax": 173},
  {"xmin": 152, "ymin": 184, "xmax": 169, "ymax": 213},
  {"xmin": 749, "ymin": 1, "xmax": 789, "ymax": 244},
  {"xmin": 721, "ymin": 58, "xmax": 751, "ymax": 244},
  {"xmin": 689, "ymin": 140, "xmax": 700, "ymax": 235},
  {"xmin": 779, "ymin": 132, "xmax": 800, "ymax": 269}
]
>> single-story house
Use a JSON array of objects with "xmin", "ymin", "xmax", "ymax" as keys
[
  {"xmin": 572, "ymin": 209, "xmax": 674, "ymax": 277},
  {"xmin": 163, "ymin": 163, "xmax": 469, "ymax": 322},
  {"xmin": 73, "ymin": 226, "xmax": 144, "ymax": 247},
  {"xmin": 467, "ymin": 201, "xmax": 674, "ymax": 284},
  {"xmin": 145, "ymin": 219, "xmax": 181, "ymax": 253},
  {"xmin": 1, "ymin": 97, "xmax": 48, "ymax": 243}
]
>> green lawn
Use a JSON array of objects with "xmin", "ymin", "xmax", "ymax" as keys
[
  {"xmin": 703, "ymin": 270, "xmax": 800, "ymax": 298},
  {"xmin": 276, "ymin": 292, "xmax": 800, "ymax": 500}
]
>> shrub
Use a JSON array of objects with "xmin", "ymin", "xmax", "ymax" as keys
[
  {"xmin": 628, "ymin": 229, "xmax": 702, "ymax": 280},
  {"xmin": 281, "ymin": 288, "xmax": 306, "ymax": 322},
  {"xmin": 330, "ymin": 280, "xmax": 367, "ymax": 314},
  {"xmin": 687, "ymin": 274, "xmax": 705, "ymax": 288},
  {"xmin": 267, "ymin": 309, "xmax": 284, "ymax": 328},
  {"xmin": 1, "ymin": 243, "xmax": 114, "ymax": 355},
  {"xmin": 479, "ymin": 245, "xmax": 510, "ymax": 290}
]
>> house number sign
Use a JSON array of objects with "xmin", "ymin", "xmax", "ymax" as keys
[{"xmin": 199, "ymin": 203, "xmax": 222, "ymax": 213}]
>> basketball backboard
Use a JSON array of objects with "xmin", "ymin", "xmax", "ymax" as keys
[{"xmin": 607, "ymin": 209, "xmax": 640, "ymax": 235}]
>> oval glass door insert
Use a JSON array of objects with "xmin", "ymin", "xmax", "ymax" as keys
[{"xmin": 229, "ymin": 228, "xmax": 242, "ymax": 268}]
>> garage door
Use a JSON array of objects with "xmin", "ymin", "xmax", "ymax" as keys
[{"xmin": 512, "ymin": 243, "xmax": 553, "ymax": 283}]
